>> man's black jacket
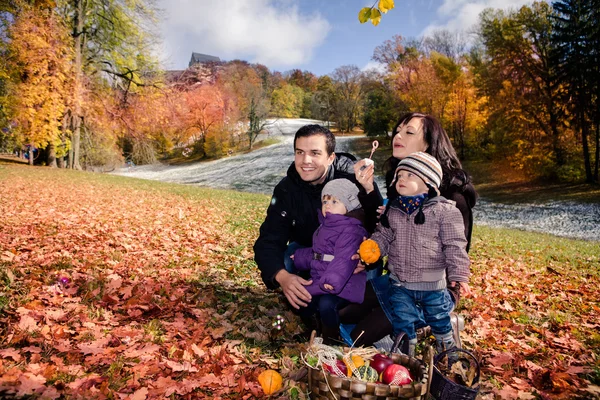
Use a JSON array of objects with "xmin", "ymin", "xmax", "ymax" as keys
[{"xmin": 253, "ymin": 153, "xmax": 382, "ymax": 289}]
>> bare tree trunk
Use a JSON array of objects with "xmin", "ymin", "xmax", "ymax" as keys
[
  {"xmin": 594, "ymin": 115, "xmax": 599, "ymax": 182},
  {"xmin": 47, "ymin": 142, "xmax": 57, "ymax": 167},
  {"xmin": 70, "ymin": 0, "xmax": 84, "ymax": 170},
  {"xmin": 28, "ymin": 147, "xmax": 33, "ymax": 166}
]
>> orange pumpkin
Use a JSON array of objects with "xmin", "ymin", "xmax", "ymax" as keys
[
  {"xmin": 359, "ymin": 239, "xmax": 381, "ymax": 264},
  {"xmin": 258, "ymin": 369, "xmax": 283, "ymax": 395}
]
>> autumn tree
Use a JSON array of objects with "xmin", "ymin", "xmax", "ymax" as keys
[
  {"xmin": 6, "ymin": 5, "xmax": 72, "ymax": 166},
  {"xmin": 330, "ymin": 65, "xmax": 364, "ymax": 132},
  {"xmin": 219, "ymin": 61, "xmax": 272, "ymax": 150},
  {"xmin": 311, "ymin": 75, "xmax": 335, "ymax": 126},
  {"xmin": 57, "ymin": 0, "xmax": 160, "ymax": 169},
  {"xmin": 271, "ymin": 84, "xmax": 304, "ymax": 118},
  {"xmin": 552, "ymin": 0, "xmax": 600, "ymax": 183},
  {"xmin": 361, "ymin": 70, "xmax": 406, "ymax": 136},
  {"xmin": 178, "ymin": 85, "xmax": 226, "ymax": 158},
  {"xmin": 474, "ymin": 2, "xmax": 566, "ymax": 177}
]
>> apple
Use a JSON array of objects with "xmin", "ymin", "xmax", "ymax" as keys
[
  {"xmin": 382, "ymin": 364, "xmax": 412, "ymax": 385},
  {"xmin": 370, "ymin": 353, "xmax": 394, "ymax": 375},
  {"xmin": 323, "ymin": 359, "xmax": 348, "ymax": 377}
]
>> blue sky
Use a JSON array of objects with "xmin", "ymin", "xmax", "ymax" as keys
[{"xmin": 158, "ymin": 0, "xmax": 536, "ymax": 77}]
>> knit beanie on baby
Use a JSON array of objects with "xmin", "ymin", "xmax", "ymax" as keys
[
  {"xmin": 393, "ymin": 151, "xmax": 443, "ymax": 189},
  {"xmin": 382, "ymin": 152, "xmax": 443, "ymax": 227},
  {"xmin": 322, "ymin": 178, "xmax": 361, "ymax": 212}
]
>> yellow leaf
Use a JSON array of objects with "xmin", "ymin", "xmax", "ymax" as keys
[
  {"xmin": 358, "ymin": 7, "xmax": 371, "ymax": 23},
  {"xmin": 378, "ymin": 0, "xmax": 395, "ymax": 13},
  {"xmin": 370, "ymin": 9, "xmax": 382, "ymax": 26}
]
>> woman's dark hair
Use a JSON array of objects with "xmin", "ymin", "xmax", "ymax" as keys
[
  {"xmin": 383, "ymin": 112, "xmax": 469, "ymax": 196},
  {"xmin": 293, "ymin": 124, "xmax": 336, "ymax": 155}
]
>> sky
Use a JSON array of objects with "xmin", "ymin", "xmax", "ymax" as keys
[{"xmin": 158, "ymin": 0, "xmax": 537, "ymax": 77}]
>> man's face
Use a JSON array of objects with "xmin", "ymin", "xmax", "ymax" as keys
[{"xmin": 294, "ymin": 135, "xmax": 335, "ymax": 184}]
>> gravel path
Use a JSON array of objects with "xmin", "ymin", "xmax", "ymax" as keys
[{"xmin": 112, "ymin": 128, "xmax": 600, "ymax": 242}]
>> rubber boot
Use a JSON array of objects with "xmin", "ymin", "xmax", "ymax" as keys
[
  {"xmin": 450, "ymin": 312, "xmax": 464, "ymax": 349},
  {"xmin": 435, "ymin": 332, "xmax": 458, "ymax": 365},
  {"xmin": 407, "ymin": 338, "xmax": 418, "ymax": 357}
]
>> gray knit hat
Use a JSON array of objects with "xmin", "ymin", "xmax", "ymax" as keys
[
  {"xmin": 322, "ymin": 179, "xmax": 361, "ymax": 212},
  {"xmin": 393, "ymin": 151, "xmax": 443, "ymax": 189}
]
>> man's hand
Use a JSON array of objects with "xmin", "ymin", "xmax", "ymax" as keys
[
  {"xmin": 275, "ymin": 269, "xmax": 312, "ymax": 309},
  {"xmin": 324, "ymin": 284, "xmax": 334, "ymax": 291},
  {"xmin": 450, "ymin": 281, "xmax": 472, "ymax": 298}
]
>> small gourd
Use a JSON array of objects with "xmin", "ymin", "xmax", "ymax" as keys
[
  {"xmin": 359, "ymin": 239, "xmax": 381, "ymax": 264},
  {"xmin": 258, "ymin": 369, "xmax": 283, "ymax": 395},
  {"xmin": 356, "ymin": 365, "xmax": 379, "ymax": 383},
  {"xmin": 344, "ymin": 354, "xmax": 365, "ymax": 377}
]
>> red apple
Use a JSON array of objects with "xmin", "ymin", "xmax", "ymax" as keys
[
  {"xmin": 370, "ymin": 353, "xmax": 394, "ymax": 375},
  {"xmin": 382, "ymin": 364, "xmax": 412, "ymax": 385},
  {"xmin": 323, "ymin": 359, "xmax": 348, "ymax": 377}
]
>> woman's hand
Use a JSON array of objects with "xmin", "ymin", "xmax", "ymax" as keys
[
  {"xmin": 354, "ymin": 159, "xmax": 375, "ymax": 194},
  {"xmin": 324, "ymin": 284, "xmax": 334, "ymax": 291}
]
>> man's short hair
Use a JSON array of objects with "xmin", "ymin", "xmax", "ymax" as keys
[{"xmin": 293, "ymin": 125, "xmax": 336, "ymax": 155}]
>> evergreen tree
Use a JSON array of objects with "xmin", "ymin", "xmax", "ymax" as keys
[{"xmin": 552, "ymin": 0, "xmax": 599, "ymax": 182}]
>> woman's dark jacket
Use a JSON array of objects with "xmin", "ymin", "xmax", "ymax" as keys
[{"xmin": 253, "ymin": 153, "xmax": 383, "ymax": 290}]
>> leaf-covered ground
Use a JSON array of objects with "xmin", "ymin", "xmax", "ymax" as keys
[{"xmin": 0, "ymin": 163, "xmax": 599, "ymax": 399}]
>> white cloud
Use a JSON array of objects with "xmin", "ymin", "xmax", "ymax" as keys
[
  {"xmin": 159, "ymin": 0, "xmax": 330, "ymax": 71},
  {"xmin": 421, "ymin": 0, "xmax": 537, "ymax": 39},
  {"xmin": 361, "ymin": 61, "xmax": 387, "ymax": 74}
]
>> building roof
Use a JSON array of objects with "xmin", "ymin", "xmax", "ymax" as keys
[{"xmin": 189, "ymin": 52, "xmax": 221, "ymax": 67}]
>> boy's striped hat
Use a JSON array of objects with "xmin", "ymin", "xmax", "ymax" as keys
[{"xmin": 393, "ymin": 151, "xmax": 443, "ymax": 189}]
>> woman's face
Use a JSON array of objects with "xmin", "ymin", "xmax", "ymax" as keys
[{"xmin": 392, "ymin": 117, "xmax": 428, "ymax": 159}]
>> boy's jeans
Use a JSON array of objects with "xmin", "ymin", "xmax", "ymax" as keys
[{"xmin": 389, "ymin": 284, "xmax": 453, "ymax": 340}]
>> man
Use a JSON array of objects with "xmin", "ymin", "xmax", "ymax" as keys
[{"xmin": 254, "ymin": 124, "xmax": 382, "ymax": 311}]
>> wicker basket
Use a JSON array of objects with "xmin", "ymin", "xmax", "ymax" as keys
[
  {"xmin": 307, "ymin": 332, "xmax": 433, "ymax": 400},
  {"xmin": 429, "ymin": 348, "xmax": 480, "ymax": 400}
]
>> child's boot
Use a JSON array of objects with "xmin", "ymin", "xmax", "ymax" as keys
[
  {"xmin": 435, "ymin": 332, "xmax": 458, "ymax": 364},
  {"xmin": 407, "ymin": 338, "xmax": 418, "ymax": 357},
  {"xmin": 450, "ymin": 312, "xmax": 464, "ymax": 349}
]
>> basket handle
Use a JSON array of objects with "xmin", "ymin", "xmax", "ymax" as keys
[
  {"xmin": 434, "ymin": 348, "xmax": 481, "ymax": 383},
  {"xmin": 425, "ymin": 346, "xmax": 434, "ymax": 395},
  {"xmin": 391, "ymin": 331, "xmax": 407, "ymax": 354}
]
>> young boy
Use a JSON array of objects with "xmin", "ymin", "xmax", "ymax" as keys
[
  {"xmin": 291, "ymin": 178, "xmax": 368, "ymax": 344},
  {"xmin": 360, "ymin": 152, "xmax": 470, "ymax": 355}
]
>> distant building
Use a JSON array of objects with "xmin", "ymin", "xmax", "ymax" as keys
[{"xmin": 189, "ymin": 52, "xmax": 220, "ymax": 67}]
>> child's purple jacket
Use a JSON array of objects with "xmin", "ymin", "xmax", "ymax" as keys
[{"xmin": 293, "ymin": 212, "xmax": 368, "ymax": 304}]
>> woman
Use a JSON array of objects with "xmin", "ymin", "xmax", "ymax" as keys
[{"xmin": 340, "ymin": 112, "xmax": 478, "ymax": 347}]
